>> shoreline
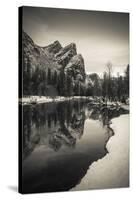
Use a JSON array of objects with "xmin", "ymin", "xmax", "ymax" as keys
[
  {"xmin": 19, "ymin": 96, "xmax": 92, "ymax": 105},
  {"xmin": 71, "ymin": 114, "xmax": 129, "ymax": 190},
  {"xmin": 19, "ymin": 96, "xmax": 129, "ymax": 112}
]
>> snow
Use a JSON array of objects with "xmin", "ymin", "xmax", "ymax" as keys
[
  {"xmin": 71, "ymin": 114, "xmax": 129, "ymax": 190},
  {"xmin": 20, "ymin": 96, "xmax": 130, "ymax": 113},
  {"xmin": 20, "ymin": 96, "xmax": 89, "ymax": 104}
]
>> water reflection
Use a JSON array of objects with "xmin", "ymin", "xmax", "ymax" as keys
[{"xmin": 21, "ymin": 100, "xmax": 128, "ymax": 193}]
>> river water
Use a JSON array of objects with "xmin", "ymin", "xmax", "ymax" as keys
[{"xmin": 21, "ymin": 100, "xmax": 129, "ymax": 193}]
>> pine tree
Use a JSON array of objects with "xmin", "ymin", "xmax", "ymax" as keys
[
  {"xmin": 66, "ymin": 74, "xmax": 73, "ymax": 96},
  {"xmin": 47, "ymin": 68, "xmax": 51, "ymax": 85},
  {"xmin": 57, "ymin": 69, "xmax": 66, "ymax": 96},
  {"xmin": 26, "ymin": 58, "xmax": 32, "ymax": 96},
  {"xmin": 125, "ymin": 64, "xmax": 129, "ymax": 97},
  {"xmin": 53, "ymin": 70, "xmax": 58, "ymax": 85}
]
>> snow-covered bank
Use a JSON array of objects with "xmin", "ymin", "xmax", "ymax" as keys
[
  {"xmin": 71, "ymin": 114, "xmax": 129, "ymax": 190},
  {"xmin": 20, "ymin": 96, "xmax": 129, "ymax": 111},
  {"xmin": 19, "ymin": 96, "xmax": 90, "ymax": 105}
]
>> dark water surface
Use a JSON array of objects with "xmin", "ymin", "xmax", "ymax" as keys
[{"xmin": 21, "ymin": 100, "xmax": 128, "ymax": 193}]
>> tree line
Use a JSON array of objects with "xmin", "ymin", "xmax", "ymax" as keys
[
  {"xmin": 86, "ymin": 63, "xmax": 129, "ymax": 103},
  {"xmin": 23, "ymin": 58, "xmax": 86, "ymax": 97},
  {"xmin": 23, "ymin": 58, "xmax": 129, "ymax": 102}
]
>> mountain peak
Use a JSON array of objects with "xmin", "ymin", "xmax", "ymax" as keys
[
  {"xmin": 54, "ymin": 42, "xmax": 77, "ymax": 67},
  {"xmin": 44, "ymin": 40, "xmax": 62, "ymax": 54},
  {"xmin": 55, "ymin": 43, "xmax": 77, "ymax": 57},
  {"xmin": 65, "ymin": 43, "xmax": 77, "ymax": 53}
]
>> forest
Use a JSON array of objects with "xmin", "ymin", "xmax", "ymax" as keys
[{"xmin": 23, "ymin": 58, "xmax": 129, "ymax": 103}]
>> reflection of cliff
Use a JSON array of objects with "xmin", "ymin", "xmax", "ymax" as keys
[
  {"xmin": 22, "ymin": 101, "xmax": 128, "ymax": 160},
  {"xmin": 49, "ymin": 110, "xmax": 85, "ymax": 151},
  {"xmin": 49, "ymin": 124, "xmax": 76, "ymax": 151},
  {"xmin": 69, "ymin": 112, "xmax": 85, "ymax": 140},
  {"xmin": 22, "ymin": 100, "xmax": 85, "ymax": 159}
]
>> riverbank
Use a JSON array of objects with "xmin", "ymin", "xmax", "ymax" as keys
[
  {"xmin": 19, "ymin": 96, "xmax": 129, "ymax": 110},
  {"xmin": 71, "ymin": 114, "xmax": 129, "ymax": 190},
  {"xmin": 19, "ymin": 96, "xmax": 93, "ymax": 105}
]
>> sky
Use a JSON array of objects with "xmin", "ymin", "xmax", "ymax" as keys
[{"xmin": 22, "ymin": 6, "xmax": 129, "ymax": 77}]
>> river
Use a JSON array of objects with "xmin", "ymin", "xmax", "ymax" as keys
[{"xmin": 21, "ymin": 100, "xmax": 129, "ymax": 193}]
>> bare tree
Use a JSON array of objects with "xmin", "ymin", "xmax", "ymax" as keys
[{"xmin": 106, "ymin": 62, "xmax": 113, "ymax": 101}]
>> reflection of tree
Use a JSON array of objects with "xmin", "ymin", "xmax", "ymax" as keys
[
  {"xmin": 22, "ymin": 105, "xmax": 40, "ymax": 159},
  {"xmin": 22, "ymin": 100, "xmax": 128, "ymax": 159},
  {"xmin": 88, "ymin": 103, "xmax": 129, "ymax": 127},
  {"xmin": 51, "ymin": 101, "xmax": 85, "ymax": 150},
  {"xmin": 49, "ymin": 135, "xmax": 62, "ymax": 151},
  {"xmin": 22, "ymin": 100, "xmax": 86, "ymax": 158}
]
